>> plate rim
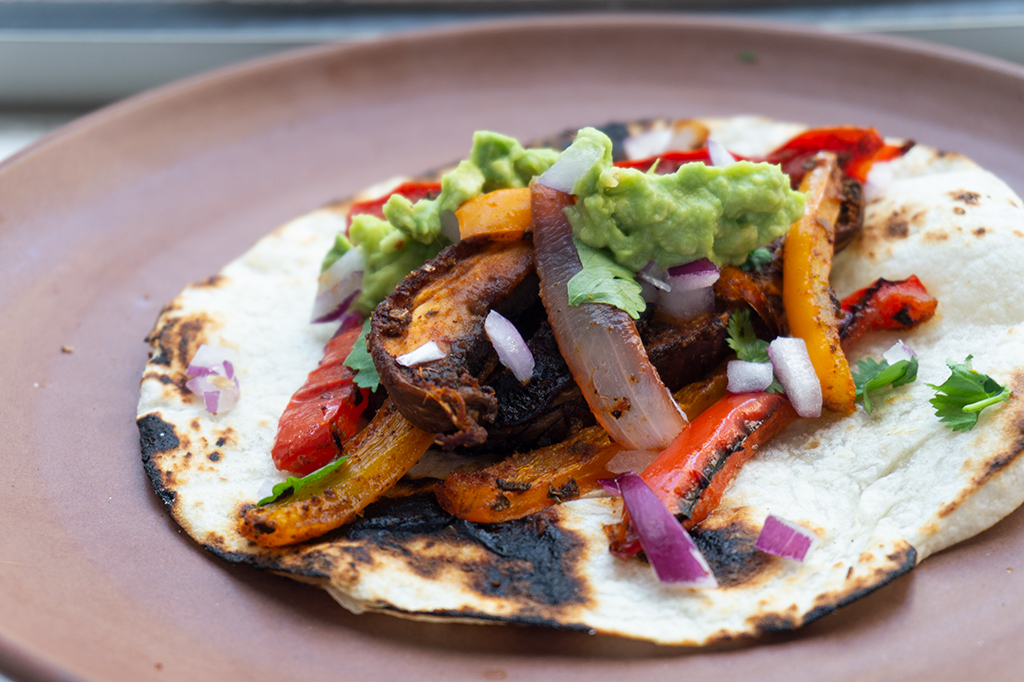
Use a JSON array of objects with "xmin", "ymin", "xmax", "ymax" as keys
[{"xmin": 3, "ymin": 12, "xmax": 1024, "ymax": 682}]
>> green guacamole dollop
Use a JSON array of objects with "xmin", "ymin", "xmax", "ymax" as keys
[
  {"xmin": 326, "ymin": 131, "xmax": 559, "ymax": 314},
  {"xmin": 565, "ymin": 127, "xmax": 805, "ymax": 271}
]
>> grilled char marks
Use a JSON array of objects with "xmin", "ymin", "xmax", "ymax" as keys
[{"xmin": 369, "ymin": 237, "xmax": 535, "ymax": 448}]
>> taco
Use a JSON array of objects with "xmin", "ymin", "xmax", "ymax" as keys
[{"xmin": 137, "ymin": 116, "xmax": 1024, "ymax": 645}]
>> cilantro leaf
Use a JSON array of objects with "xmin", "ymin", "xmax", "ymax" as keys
[
  {"xmin": 567, "ymin": 239, "xmax": 645, "ymax": 319},
  {"xmin": 257, "ymin": 455, "xmax": 349, "ymax": 506},
  {"xmin": 343, "ymin": 318, "xmax": 381, "ymax": 391},
  {"xmin": 852, "ymin": 356, "xmax": 918, "ymax": 414},
  {"xmin": 928, "ymin": 356, "xmax": 1012, "ymax": 432},
  {"xmin": 740, "ymin": 247, "xmax": 773, "ymax": 272},
  {"xmin": 727, "ymin": 309, "xmax": 770, "ymax": 363},
  {"xmin": 726, "ymin": 310, "xmax": 783, "ymax": 394}
]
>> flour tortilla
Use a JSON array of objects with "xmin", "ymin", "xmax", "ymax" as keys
[{"xmin": 137, "ymin": 117, "xmax": 1024, "ymax": 645}]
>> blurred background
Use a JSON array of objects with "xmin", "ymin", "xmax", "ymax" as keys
[{"xmin": 1, "ymin": 0, "xmax": 1023, "ymax": 159}]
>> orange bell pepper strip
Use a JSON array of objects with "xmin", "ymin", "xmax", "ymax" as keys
[
  {"xmin": 455, "ymin": 187, "xmax": 532, "ymax": 240},
  {"xmin": 434, "ymin": 425, "xmax": 621, "ymax": 523},
  {"xmin": 434, "ymin": 366, "xmax": 729, "ymax": 525},
  {"xmin": 239, "ymin": 399, "xmax": 435, "ymax": 547},
  {"xmin": 782, "ymin": 152, "xmax": 856, "ymax": 415}
]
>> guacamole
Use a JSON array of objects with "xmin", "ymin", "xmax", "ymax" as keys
[
  {"xmin": 325, "ymin": 131, "xmax": 559, "ymax": 314},
  {"xmin": 565, "ymin": 127, "xmax": 805, "ymax": 271}
]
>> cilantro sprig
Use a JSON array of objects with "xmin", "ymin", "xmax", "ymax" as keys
[
  {"xmin": 726, "ymin": 309, "xmax": 782, "ymax": 393},
  {"xmin": 257, "ymin": 455, "xmax": 350, "ymax": 506},
  {"xmin": 344, "ymin": 318, "xmax": 381, "ymax": 391},
  {"xmin": 726, "ymin": 309, "xmax": 769, "ymax": 363},
  {"xmin": 852, "ymin": 356, "xmax": 919, "ymax": 414},
  {"xmin": 567, "ymin": 239, "xmax": 645, "ymax": 319},
  {"xmin": 928, "ymin": 356, "xmax": 1012, "ymax": 432}
]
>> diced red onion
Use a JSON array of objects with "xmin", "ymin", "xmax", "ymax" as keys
[
  {"xmin": 311, "ymin": 247, "xmax": 365, "ymax": 324},
  {"xmin": 666, "ymin": 257, "xmax": 720, "ymax": 284},
  {"xmin": 396, "ymin": 341, "xmax": 445, "ymax": 367},
  {"xmin": 767, "ymin": 337, "xmax": 822, "ymax": 418},
  {"xmin": 882, "ymin": 339, "xmax": 917, "ymax": 365},
  {"xmin": 638, "ymin": 262, "xmax": 670, "ymax": 305},
  {"xmin": 706, "ymin": 139, "xmax": 737, "ymax": 167},
  {"xmin": 638, "ymin": 262, "xmax": 670, "ymax": 292},
  {"xmin": 658, "ymin": 286, "xmax": 715, "ymax": 321},
  {"xmin": 623, "ymin": 128, "xmax": 672, "ymax": 160},
  {"xmin": 727, "ymin": 360, "xmax": 774, "ymax": 394},
  {"xmin": 755, "ymin": 514, "xmax": 816, "ymax": 561},
  {"xmin": 185, "ymin": 344, "xmax": 241, "ymax": 415},
  {"xmin": 606, "ymin": 449, "xmax": 661, "ymax": 475},
  {"xmin": 658, "ymin": 259, "xmax": 719, "ymax": 320},
  {"xmin": 532, "ymin": 184, "xmax": 687, "ymax": 452},
  {"xmin": 610, "ymin": 472, "xmax": 718, "ymax": 587},
  {"xmin": 536, "ymin": 137, "xmax": 605, "ymax": 194},
  {"xmin": 485, "ymin": 310, "xmax": 535, "ymax": 383}
]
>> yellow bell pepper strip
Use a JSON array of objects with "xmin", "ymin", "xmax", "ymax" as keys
[
  {"xmin": 455, "ymin": 187, "xmax": 532, "ymax": 240},
  {"xmin": 782, "ymin": 152, "xmax": 856, "ymax": 415},
  {"xmin": 238, "ymin": 399, "xmax": 435, "ymax": 547}
]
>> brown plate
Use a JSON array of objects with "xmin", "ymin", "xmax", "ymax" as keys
[{"xmin": 2, "ymin": 15, "xmax": 1024, "ymax": 682}]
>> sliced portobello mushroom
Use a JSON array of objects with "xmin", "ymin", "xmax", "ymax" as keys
[{"xmin": 368, "ymin": 237, "xmax": 535, "ymax": 449}]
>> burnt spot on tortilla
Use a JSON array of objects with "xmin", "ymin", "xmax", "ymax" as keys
[
  {"xmin": 143, "ymin": 312, "xmax": 218, "ymax": 393},
  {"xmin": 138, "ymin": 413, "xmax": 181, "ymax": 510},
  {"xmin": 885, "ymin": 217, "xmax": 909, "ymax": 239},
  {"xmin": 690, "ymin": 513, "xmax": 777, "ymax": 588},
  {"xmin": 802, "ymin": 541, "xmax": 916, "ymax": 625},
  {"xmin": 331, "ymin": 495, "xmax": 591, "ymax": 609},
  {"xmin": 192, "ymin": 274, "xmax": 226, "ymax": 289},
  {"xmin": 974, "ymin": 226, "xmax": 987, "ymax": 237},
  {"xmin": 208, "ymin": 451, "xmax": 221, "ymax": 462},
  {"xmin": 746, "ymin": 612, "xmax": 800, "ymax": 636},
  {"xmin": 924, "ymin": 230, "xmax": 949, "ymax": 242},
  {"xmin": 950, "ymin": 190, "xmax": 981, "ymax": 205},
  {"xmin": 953, "ymin": 206, "xmax": 966, "ymax": 215}
]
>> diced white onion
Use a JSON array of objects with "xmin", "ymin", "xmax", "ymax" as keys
[
  {"xmin": 536, "ymin": 138, "xmax": 605, "ymax": 194},
  {"xmin": 440, "ymin": 209, "xmax": 462, "ymax": 243},
  {"xmin": 484, "ymin": 310, "xmax": 535, "ymax": 383},
  {"xmin": 311, "ymin": 247, "xmax": 365, "ymax": 323},
  {"xmin": 882, "ymin": 339, "xmax": 917, "ymax": 365},
  {"xmin": 755, "ymin": 514, "xmax": 816, "ymax": 561},
  {"xmin": 864, "ymin": 161, "xmax": 895, "ymax": 202},
  {"xmin": 623, "ymin": 128, "xmax": 672, "ymax": 160},
  {"xmin": 605, "ymin": 449, "xmax": 660, "ymax": 475},
  {"xmin": 727, "ymin": 360, "xmax": 774, "ymax": 394},
  {"xmin": 396, "ymin": 341, "xmax": 446, "ymax": 367},
  {"xmin": 706, "ymin": 138, "xmax": 737, "ymax": 167},
  {"xmin": 185, "ymin": 344, "xmax": 241, "ymax": 415},
  {"xmin": 767, "ymin": 337, "xmax": 822, "ymax": 418}
]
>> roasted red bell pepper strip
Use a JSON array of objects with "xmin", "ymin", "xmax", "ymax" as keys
[
  {"xmin": 344, "ymin": 181, "xmax": 442, "ymax": 228},
  {"xmin": 837, "ymin": 275, "xmax": 938, "ymax": 345},
  {"xmin": 608, "ymin": 392, "xmax": 797, "ymax": 559},
  {"xmin": 615, "ymin": 148, "xmax": 718, "ymax": 174},
  {"xmin": 764, "ymin": 127, "xmax": 912, "ymax": 186},
  {"xmin": 613, "ymin": 127, "xmax": 911, "ymax": 187},
  {"xmin": 270, "ymin": 320, "xmax": 370, "ymax": 475}
]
